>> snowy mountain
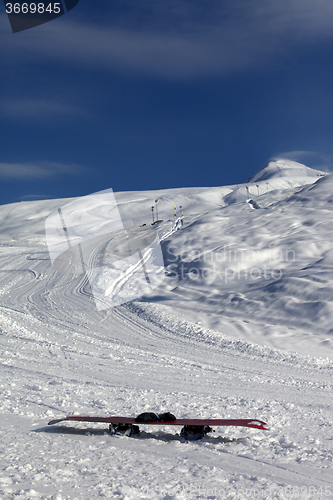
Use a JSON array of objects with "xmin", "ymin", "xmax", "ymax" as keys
[
  {"xmin": 248, "ymin": 158, "xmax": 325, "ymax": 183},
  {"xmin": 1, "ymin": 160, "xmax": 333, "ymax": 499}
]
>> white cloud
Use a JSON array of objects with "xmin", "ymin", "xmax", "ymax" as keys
[
  {"xmin": 17, "ymin": 194, "xmax": 54, "ymax": 201},
  {"xmin": 0, "ymin": 161, "xmax": 89, "ymax": 180},
  {"xmin": 272, "ymin": 151, "xmax": 333, "ymax": 172},
  {"xmin": 1, "ymin": 0, "xmax": 333, "ymax": 80},
  {"xmin": 0, "ymin": 98, "xmax": 86, "ymax": 119}
]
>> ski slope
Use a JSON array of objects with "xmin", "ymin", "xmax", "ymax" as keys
[{"xmin": 1, "ymin": 160, "xmax": 333, "ymax": 499}]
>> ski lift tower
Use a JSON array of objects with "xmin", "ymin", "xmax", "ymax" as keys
[
  {"xmin": 152, "ymin": 198, "xmax": 163, "ymax": 225},
  {"xmin": 155, "ymin": 199, "xmax": 159, "ymax": 221}
]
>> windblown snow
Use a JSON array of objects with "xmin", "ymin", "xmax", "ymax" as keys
[{"xmin": 1, "ymin": 160, "xmax": 333, "ymax": 499}]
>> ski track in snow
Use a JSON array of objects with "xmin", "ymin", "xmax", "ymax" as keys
[{"xmin": 1, "ymin": 161, "xmax": 333, "ymax": 499}]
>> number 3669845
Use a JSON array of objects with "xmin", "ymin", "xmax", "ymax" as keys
[{"xmin": 5, "ymin": 3, "xmax": 62, "ymax": 14}]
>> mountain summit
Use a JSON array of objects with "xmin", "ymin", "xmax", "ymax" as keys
[{"xmin": 248, "ymin": 158, "xmax": 326, "ymax": 183}]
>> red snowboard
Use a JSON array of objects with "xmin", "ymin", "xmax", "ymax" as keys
[{"xmin": 48, "ymin": 415, "xmax": 268, "ymax": 430}]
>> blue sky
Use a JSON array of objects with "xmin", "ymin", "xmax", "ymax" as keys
[{"xmin": 1, "ymin": 0, "xmax": 333, "ymax": 205}]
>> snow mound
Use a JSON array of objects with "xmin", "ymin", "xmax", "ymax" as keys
[
  {"xmin": 222, "ymin": 160, "xmax": 325, "ymax": 205},
  {"xmin": 246, "ymin": 198, "xmax": 260, "ymax": 209},
  {"xmin": 249, "ymin": 159, "xmax": 325, "ymax": 183}
]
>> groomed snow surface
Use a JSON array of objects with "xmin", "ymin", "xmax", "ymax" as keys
[{"xmin": 1, "ymin": 160, "xmax": 333, "ymax": 499}]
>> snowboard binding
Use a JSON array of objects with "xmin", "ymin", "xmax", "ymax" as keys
[
  {"xmin": 109, "ymin": 423, "xmax": 140, "ymax": 437},
  {"xmin": 180, "ymin": 425, "xmax": 213, "ymax": 441},
  {"xmin": 135, "ymin": 412, "xmax": 176, "ymax": 423},
  {"xmin": 109, "ymin": 412, "xmax": 177, "ymax": 437}
]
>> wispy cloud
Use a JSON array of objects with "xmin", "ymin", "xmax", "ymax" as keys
[
  {"xmin": 0, "ymin": 161, "xmax": 90, "ymax": 180},
  {"xmin": 272, "ymin": 151, "xmax": 333, "ymax": 172},
  {"xmin": 17, "ymin": 194, "xmax": 55, "ymax": 201},
  {"xmin": 0, "ymin": 98, "xmax": 86, "ymax": 120},
  {"xmin": 1, "ymin": 0, "xmax": 333, "ymax": 79}
]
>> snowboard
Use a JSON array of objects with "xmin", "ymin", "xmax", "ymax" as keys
[{"xmin": 48, "ymin": 415, "xmax": 268, "ymax": 430}]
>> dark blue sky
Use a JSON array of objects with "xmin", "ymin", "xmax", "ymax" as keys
[{"xmin": 1, "ymin": 0, "xmax": 333, "ymax": 204}]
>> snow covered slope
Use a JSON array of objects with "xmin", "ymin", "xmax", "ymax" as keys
[
  {"xmin": 152, "ymin": 166, "xmax": 333, "ymax": 359},
  {"xmin": 1, "ymin": 160, "xmax": 333, "ymax": 499},
  {"xmin": 248, "ymin": 158, "xmax": 325, "ymax": 184}
]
